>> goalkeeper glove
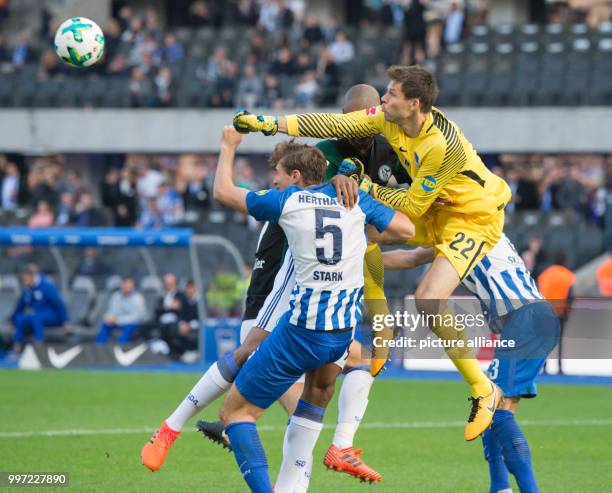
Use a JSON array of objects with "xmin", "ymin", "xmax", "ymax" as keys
[
  {"xmin": 233, "ymin": 109, "xmax": 278, "ymax": 136},
  {"xmin": 359, "ymin": 174, "xmax": 374, "ymax": 195},
  {"xmin": 337, "ymin": 157, "xmax": 365, "ymax": 183}
]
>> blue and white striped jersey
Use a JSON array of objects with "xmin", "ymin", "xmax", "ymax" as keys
[
  {"xmin": 463, "ymin": 234, "xmax": 544, "ymax": 324},
  {"xmin": 246, "ymin": 183, "xmax": 395, "ymax": 331}
]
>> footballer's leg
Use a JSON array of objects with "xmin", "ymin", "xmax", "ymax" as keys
[
  {"xmin": 363, "ymin": 242, "xmax": 394, "ymax": 377},
  {"xmin": 483, "ymin": 302, "xmax": 559, "ymax": 493},
  {"xmin": 275, "ymin": 363, "xmax": 342, "ymax": 493},
  {"xmin": 325, "ymin": 341, "xmax": 382, "ymax": 483},
  {"xmin": 141, "ymin": 324, "xmax": 267, "ymax": 470},
  {"xmin": 415, "ymin": 255, "xmax": 502, "ymax": 441}
]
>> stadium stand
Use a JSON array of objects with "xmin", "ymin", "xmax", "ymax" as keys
[{"xmin": 0, "ymin": 1, "xmax": 611, "ymax": 109}]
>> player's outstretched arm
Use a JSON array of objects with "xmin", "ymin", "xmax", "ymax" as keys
[
  {"xmin": 382, "ymin": 247, "xmax": 435, "ymax": 269},
  {"xmin": 233, "ymin": 107, "xmax": 384, "ymax": 139},
  {"xmin": 367, "ymin": 211, "xmax": 414, "ymax": 244},
  {"xmin": 213, "ymin": 126, "xmax": 249, "ymax": 213}
]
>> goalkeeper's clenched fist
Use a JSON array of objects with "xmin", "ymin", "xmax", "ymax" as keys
[{"xmin": 233, "ymin": 109, "xmax": 279, "ymax": 136}]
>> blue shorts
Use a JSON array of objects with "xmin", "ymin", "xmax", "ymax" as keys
[
  {"xmin": 488, "ymin": 301, "xmax": 560, "ymax": 398},
  {"xmin": 235, "ymin": 315, "xmax": 352, "ymax": 409}
]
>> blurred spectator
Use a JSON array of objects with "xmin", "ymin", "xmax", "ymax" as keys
[
  {"xmin": 0, "ymin": 0, "xmax": 8, "ymax": 27},
  {"xmin": 303, "ymin": 15, "xmax": 324, "ymax": 45},
  {"xmin": 183, "ymin": 160, "xmax": 211, "ymax": 210},
  {"xmin": 269, "ymin": 47, "xmax": 296, "ymax": 77},
  {"xmin": 537, "ymin": 252, "xmax": 575, "ymax": 374},
  {"xmin": 103, "ymin": 18, "xmax": 122, "ymax": 59},
  {"xmin": 154, "ymin": 66, "xmax": 174, "ymax": 106},
  {"xmin": 55, "ymin": 192, "xmax": 75, "ymax": 226},
  {"xmin": 402, "ymin": 0, "xmax": 427, "ymax": 65},
  {"xmin": 188, "ymin": 0, "xmax": 215, "ymax": 27},
  {"xmin": 317, "ymin": 48, "xmax": 340, "ymax": 105},
  {"xmin": 73, "ymin": 192, "xmax": 104, "ymax": 227},
  {"xmin": 117, "ymin": 5, "xmax": 135, "ymax": 32},
  {"xmin": 1, "ymin": 160, "xmax": 27, "ymax": 211},
  {"xmin": 102, "ymin": 168, "xmax": 138, "ymax": 226},
  {"xmin": 261, "ymin": 74, "xmax": 282, "ymax": 108},
  {"xmin": 155, "ymin": 273, "xmax": 188, "ymax": 356},
  {"xmin": 199, "ymin": 46, "xmax": 232, "ymax": 83},
  {"xmin": 10, "ymin": 264, "xmax": 70, "ymax": 353},
  {"xmin": 233, "ymin": 0, "xmax": 259, "ymax": 26},
  {"xmin": 12, "ymin": 31, "xmax": 33, "ymax": 68},
  {"xmin": 59, "ymin": 169, "xmax": 83, "ymax": 196},
  {"xmin": 157, "ymin": 179, "xmax": 184, "ymax": 225},
  {"xmin": 329, "ymin": 31, "xmax": 355, "ymax": 64},
  {"xmin": 321, "ymin": 16, "xmax": 338, "ymax": 44},
  {"xmin": 96, "ymin": 276, "xmax": 147, "ymax": 344},
  {"xmin": 145, "ymin": 7, "xmax": 163, "ymax": 39},
  {"xmin": 521, "ymin": 234, "xmax": 548, "ymax": 278},
  {"xmin": 28, "ymin": 161, "xmax": 60, "ymax": 207},
  {"xmin": 161, "ymin": 33, "xmax": 184, "ymax": 63},
  {"xmin": 443, "ymin": 1, "xmax": 465, "ymax": 46},
  {"xmin": 596, "ymin": 258, "xmax": 612, "ymax": 297},
  {"xmin": 237, "ymin": 64, "xmax": 264, "ymax": 108},
  {"xmin": 108, "ymin": 53, "xmax": 130, "ymax": 76},
  {"xmin": 381, "ymin": 0, "xmax": 405, "ymax": 27},
  {"xmin": 137, "ymin": 161, "xmax": 164, "ymax": 200},
  {"xmin": 139, "ymin": 197, "xmax": 164, "ymax": 228},
  {"xmin": 278, "ymin": 0, "xmax": 295, "ymax": 29},
  {"xmin": 259, "ymin": 0, "xmax": 280, "ymax": 32},
  {"xmin": 247, "ymin": 32, "xmax": 268, "ymax": 66},
  {"xmin": 129, "ymin": 66, "xmax": 156, "ymax": 107},
  {"xmin": 295, "ymin": 52, "xmax": 314, "ymax": 76},
  {"xmin": 0, "ymin": 33, "xmax": 10, "ymax": 65},
  {"xmin": 73, "ymin": 247, "xmax": 111, "ymax": 287},
  {"xmin": 28, "ymin": 200, "xmax": 54, "ymax": 228},
  {"xmin": 555, "ymin": 166, "xmax": 587, "ymax": 213},
  {"xmin": 210, "ymin": 61, "xmax": 238, "ymax": 108},
  {"xmin": 37, "ymin": 49, "xmax": 63, "ymax": 80},
  {"xmin": 295, "ymin": 70, "xmax": 319, "ymax": 107}
]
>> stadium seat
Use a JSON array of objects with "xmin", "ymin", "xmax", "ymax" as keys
[
  {"xmin": 535, "ymin": 42, "xmax": 567, "ymax": 105},
  {"xmin": 68, "ymin": 275, "xmax": 96, "ymax": 326},
  {"xmin": 482, "ymin": 43, "xmax": 514, "ymax": 105},
  {"xmin": 174, "ymin": 27, "xmax": 194, "ymax": 46},
  {"xmin": 0, "ymin": 78, "xmax": 15, "ymax": 107}
]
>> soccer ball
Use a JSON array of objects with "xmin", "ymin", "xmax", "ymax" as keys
[{"xmin": 54, "ymin": 17, "xmax": 105, "ymax": 68}]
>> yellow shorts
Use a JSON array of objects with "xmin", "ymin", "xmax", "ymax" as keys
[{"xmin": 408, "ymin": 208, "xmax": 505, "ymax": 280}]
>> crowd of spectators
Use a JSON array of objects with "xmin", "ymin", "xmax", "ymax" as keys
[
  {"xmin": 0, "ymin": 151, "xmax": 609, "ymax": 233},
  {"xmin": 1, "ymin": 1, "xmax": 610, "ymax": 109},
  {"xmin": 0, "ymin": 152, "xmax": 265, "ymax": 229},
  {"xmin": 3, "ymin": 261, "xmax": 202, "ymax": 361}
]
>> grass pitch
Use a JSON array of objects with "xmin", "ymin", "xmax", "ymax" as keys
[{"xmin": 2, "ymin": 370, "xmax": 611, "ymax": 492}]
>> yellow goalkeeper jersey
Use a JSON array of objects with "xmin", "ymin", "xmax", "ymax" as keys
[{"xmin": 286, "ymin": 106, "xmax": 511, "ymax": 221}]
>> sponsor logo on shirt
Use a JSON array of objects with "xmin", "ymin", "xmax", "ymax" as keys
[
  {"xmin": 421, "ymin": 175, "xmax": 437, "ymax": 192},
  {"xmin": 378, "ymin": 164, "xmax": 392, "ymax": 184},
  {"xmin": 256, "ymin": 189, "xmax": 270, "ymax": 196},
  {"xmin": 366, "ymin": 106, "xmax": 378, "ymax": 116}
]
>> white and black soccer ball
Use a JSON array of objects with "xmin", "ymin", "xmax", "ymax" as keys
[{"xmin": 54, "ymin": 17, "xmax": 105, "ymax": 68}]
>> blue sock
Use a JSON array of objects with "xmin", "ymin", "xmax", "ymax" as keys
[
  {"xmin": 482, "ymin": 428, "xmax": 511, "ymax": 493},
  {"xmin": 492, "ymin": 409, "xmax": 539, "ymax": 493},
  {"xmin": 225, "ymin": 422, "xmax": 273, "ymax": 493},
  {"xmin": 217, "ymin": 352, "xmax": 240, "ymax": 383}
]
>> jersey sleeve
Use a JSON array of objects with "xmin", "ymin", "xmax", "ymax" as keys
[
  {"xmin": 246, "ymin": 188, "xmax": 291, "ymax": 222},
  {"xmin": 372, "ymin": 136, "xmax": 465, "ymax": 219},
  {"xmin": 285, "ymin": 106, "xmax": 385, "ymax": 139},
  {"xmin": 358, "ymin": 190, "xmax": 395, "ymax": 233}
]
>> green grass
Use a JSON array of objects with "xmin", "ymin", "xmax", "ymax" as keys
[{"xmin": 2, "ymin": 370, "xmax": 612, "ymax": 492}]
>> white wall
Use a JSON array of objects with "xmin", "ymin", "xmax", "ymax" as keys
[{"xmin": 2, "ymin": 108, "xmax": 612, "ymax": 154}]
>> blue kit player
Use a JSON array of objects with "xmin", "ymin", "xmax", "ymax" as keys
[
  {"xmin": 383, "ymin": 234, "xmax": 560, "ymax": 493},
  {"xmin": 212, "ymin": 126, "xmax": 414, "ymax": 493}
]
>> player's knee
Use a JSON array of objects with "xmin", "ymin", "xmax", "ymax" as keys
[
  {"xmin": 414, "ymin": 288, "xmax": 441, "ymax": 315},
  {"xmin": 303, "ymin": 383, "xmax": 335, "ymax": 407}
]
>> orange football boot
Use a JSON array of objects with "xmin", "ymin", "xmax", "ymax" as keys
[
  {"xmin": 141, "ymin": 421, "xmax": 180, "ymax": 471},
  {"xmin": 323, "ymin": 445, "xmax": 382, "ymax": 483}
]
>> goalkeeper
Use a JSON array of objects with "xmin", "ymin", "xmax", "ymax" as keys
[{"xmin": 233, "ymin": 65, "xmax": 512, "ymax": 442}]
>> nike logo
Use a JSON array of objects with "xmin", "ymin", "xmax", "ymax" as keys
[
  {"xmin": 113, "ymin": 343, "xmax": 148, "ymax": 366},
  {"xmin": 48, "ymin": 345, "xmax": 83, "ymax": 368},
  {"xmin": 399, "ymin": 147, "xmax": 407, "ymax": 152}
]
